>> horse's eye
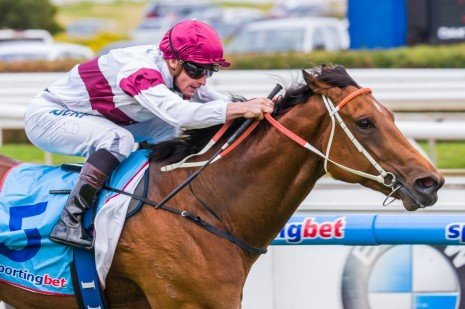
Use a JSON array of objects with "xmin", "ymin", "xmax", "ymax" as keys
[{"xmin": 356, "ymin": 118, "xmax": 374, "ymax": 130}]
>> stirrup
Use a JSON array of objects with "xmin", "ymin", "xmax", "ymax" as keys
[
  {"xmin": 49, "ymin": 234, "xmax": 94, "ymax": 250},
  {"xmin": 49, "ymin": 222, "xmax": 94, "ymax": 250}
]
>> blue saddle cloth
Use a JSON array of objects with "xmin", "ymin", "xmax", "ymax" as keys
[{"xmin": 0, "ymin": 150, "xmax": 149, "ymax": 295}]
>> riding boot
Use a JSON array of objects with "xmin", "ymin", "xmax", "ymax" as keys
[{"xmin": 49, "ymin": 149, "xmax": 120, "ymax": 249}]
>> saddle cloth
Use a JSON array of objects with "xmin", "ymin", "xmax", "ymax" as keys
[{"xmin": 0, "ymin": 150, "xmax": 150, "ymax": 295}]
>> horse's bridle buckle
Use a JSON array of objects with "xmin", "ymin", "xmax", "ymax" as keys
[{"xmin": 383, "ymin": 172, "xmax": 397, "ymax": 188}]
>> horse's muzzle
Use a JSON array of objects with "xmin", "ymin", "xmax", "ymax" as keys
[{"xmin": 399, "ymin": 174, "xmax": 444, "ymax": 211}]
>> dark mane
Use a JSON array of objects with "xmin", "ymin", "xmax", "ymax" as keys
[
  {"xmin": 311, "ymin": 64, "xmax": 360, "ymax": 88},
  {"xmin": 147, "ymin": 64, "xmax": 358, "ymax": 164}
]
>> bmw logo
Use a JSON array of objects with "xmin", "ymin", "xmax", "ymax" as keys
[{"xmin": 341, "ymin": 245, "xmax": 465, "ymax": 309}]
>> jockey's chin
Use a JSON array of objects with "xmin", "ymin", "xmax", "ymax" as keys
[{"xmin": 184, "ymin": 86, "xmax": 197, "ymax": 99}]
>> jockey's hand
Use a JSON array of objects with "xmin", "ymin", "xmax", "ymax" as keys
[{"xmin": 226, "ymin": 98, "xmax": 274, "ymax": 121}]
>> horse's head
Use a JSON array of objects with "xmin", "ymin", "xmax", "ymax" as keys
[{"xmin": 302, "ymin": 65, "xmax": 444, "ymax": 211}]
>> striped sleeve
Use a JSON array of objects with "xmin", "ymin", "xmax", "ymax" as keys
[
  {"xmin": 117, "ymin": 63, "xmax": 228, "ymax": 129},
  {"xmin": 119, "ymin": 67, "xmax": 165, "ymax": 97}
]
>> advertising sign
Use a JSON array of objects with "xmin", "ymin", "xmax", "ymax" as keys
[{"xmin": 243, "ymin": 214, "xmax": 465, "ymax": 308}]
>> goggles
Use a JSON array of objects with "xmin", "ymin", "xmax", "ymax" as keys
[{"xmin": 181, "ymin": 61, "xmax": 219, "ymax": 79}]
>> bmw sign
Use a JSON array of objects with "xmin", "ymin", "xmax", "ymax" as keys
[{"xmin": 342, "ymin": 245, "xmax": 465, "ymax": 309}]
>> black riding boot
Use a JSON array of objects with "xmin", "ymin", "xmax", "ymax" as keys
[{"xmin": 49, "ymin": 149, "xmax": 120, "ymax": 249}]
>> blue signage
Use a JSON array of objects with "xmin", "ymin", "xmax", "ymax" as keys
[{"xmin": 272, "ymin": 214, "xmax": 465, "ymax": 246}]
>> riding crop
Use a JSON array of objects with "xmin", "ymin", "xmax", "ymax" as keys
[{"xmin": 155, "ymin": 83, "xmax": 283, "ymax": 209}]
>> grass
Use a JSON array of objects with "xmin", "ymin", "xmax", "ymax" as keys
[
  {"xmin": 1, "ymin": 142, "xmax": 465, "ymax": 169},
  {"xmin": 0, "ymin": 144, "xmax": 84, "ymax": 165},
  {"xmin": 216, "ymin": 1, "xmax": 274, "ymax": 11},
  {"xmin": 54, "ymin": 0, "xmax": 274, "ymax": 38},
  {"xmin": 55, "ymin": 0, "xmax": 148, "ymax": 36},
  {"xmin": 419, "ymin": 141, "xmax": 465, "ymax": 169}
]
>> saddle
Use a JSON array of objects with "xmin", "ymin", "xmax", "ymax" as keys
[{"xmin": 0, "ymin": 150, "xmax": 150, "ymax": 297}]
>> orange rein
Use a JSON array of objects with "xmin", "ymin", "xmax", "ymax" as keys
[{"xmin": 217, "ymin": 87, "xmax": 372, "ymax": 158}]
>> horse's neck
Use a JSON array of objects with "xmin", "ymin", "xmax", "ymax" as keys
[{"xmin": 195, "ymin": 98, "xmax": 328, "ymax": 249}]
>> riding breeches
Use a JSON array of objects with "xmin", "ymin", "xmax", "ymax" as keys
[{"xmin": 25, "ymin": 95, "xmax": 179, "ymax": 161}]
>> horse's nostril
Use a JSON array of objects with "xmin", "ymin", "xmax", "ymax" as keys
[
  {"xmin": 421, "ymin": 178, "xmax": 435, "ymax": 188},
  {"xmin": 414, "ymin": 177, "xmax": 438, "ymax": 191}
]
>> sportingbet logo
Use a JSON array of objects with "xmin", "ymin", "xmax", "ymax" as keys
[
  {"xmin": 446, "ymin": 223, "xmax": 465, "ymax": 243},
  {"xmin": 277, "ymin": 217, "xmax": 346, "ymax": 243}
]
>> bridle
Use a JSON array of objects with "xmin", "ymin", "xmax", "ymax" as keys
[
  {"xmin": 162, "ymin": 87, "xmax": 400, "ymax": 203},
  {"xmin": 53, "ymin": 86, "xmax": 406, "ymax": 256},
  {"xmin": 321, "ymin": 88, "xmax": 401, "ymax": 205},
  {"xmin": 98, "ymin": 86, "xmax": 404, "ymax": 256}
]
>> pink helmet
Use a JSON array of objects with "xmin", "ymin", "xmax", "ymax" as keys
[{"xmin": 159, "ymin": 19, "xmax": 230, "ymax": 67}]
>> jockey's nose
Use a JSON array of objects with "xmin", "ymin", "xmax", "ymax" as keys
[{"xmin": 199, "ymin": 74, "xmax": 207, "ymax": 86}]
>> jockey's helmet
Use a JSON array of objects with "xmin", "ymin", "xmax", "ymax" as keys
[{"xmin": 159, "ymin": 19, "xmax": 230, "ymax": 67}]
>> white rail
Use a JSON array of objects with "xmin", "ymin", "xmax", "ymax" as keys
[{"xmin": 1, "ymin": 69, "xmax": 465, "ymax": 150}]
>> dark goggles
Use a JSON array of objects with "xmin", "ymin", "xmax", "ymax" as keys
[{"xmin": 181, "ymin": 61, "xmax": 219, "ymax": 79}]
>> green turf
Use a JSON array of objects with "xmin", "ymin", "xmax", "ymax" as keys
[
  {"xmin": 419, "ymin": 141, "xmax": 465, "ymax": 169},
  {"xmin": 1, "ymin": 142, "xmax": 465, "ymax": 169},
  {"xmin": 0, "ymin": 144, "xmax": 84, "ymax": 165}
]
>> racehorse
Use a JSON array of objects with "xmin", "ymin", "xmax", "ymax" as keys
[{"xmin": 0, "ymin": 65, "xmax": 444, "ymax": 308}]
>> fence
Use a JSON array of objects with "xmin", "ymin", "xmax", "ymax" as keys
[
  {"xmin": 1, "ymin": 69, "xmax": 465, "ymax": 156},
  {"xmin": 244, "ymin": 177, "xmax": 465, "ymax": 308},
  {"xmin": 272, "ymin": 214, "xmax": 465, "ymax": 246},
  {"xmin": 242, "ymin": 213, "xmax": 465, "ymax": 308},
  {"xmin": 1, "ymin": 69, "xmax": 465, "ymax": 308}
]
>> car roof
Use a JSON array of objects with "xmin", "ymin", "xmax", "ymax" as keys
[
  {"xmin": 153, "ymin": 0, "xmax": 212, "ymax": 5},
  {"xmin": 0, "ymin": 42, "xmax": 90, "ymax": 51},
  {"xmin": 241, "ymin": 17, "xmax": 345, "ymax": 31},
  {"xmin": 0, "ymin": 42, "xmax": 93, "ymax": 60},
  {"xmin": 0, "ymin": 29, "xmax": 54, "ymax": 43}
]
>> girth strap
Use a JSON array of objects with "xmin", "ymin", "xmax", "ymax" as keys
[
  {"xmin": 53, "ymin": 166, "xmax": 268, "ymax": 255},
  {"xmin": 101, "ymin": 185, "xmax": 267, "ymax": 255}
]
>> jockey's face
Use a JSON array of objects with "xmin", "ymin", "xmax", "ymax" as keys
[
  {"xmin": 168, "ymin": 59, "xmax": 207, "ymax": 99},
  {"xmin": 176, "ymin": 67, "xmax": 207, "ymax": 99}
]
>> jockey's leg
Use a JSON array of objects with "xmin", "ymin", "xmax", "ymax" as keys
[
  {"xmin": 49, "ymin": 149, "xmax": 119, "ymax": 248},
  {"xmin": 25, "ymin": 95, "xmax": 136, "ymax": 248}
]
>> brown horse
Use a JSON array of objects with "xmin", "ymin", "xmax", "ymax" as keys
[{"xmin": 0, "ymin": 65, "xmax": 443, "ymax": 308}]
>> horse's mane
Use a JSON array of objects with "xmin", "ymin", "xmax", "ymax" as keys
[{"xmin": 147, "ymin": 64, "xmax": 359, "ymax": 163}]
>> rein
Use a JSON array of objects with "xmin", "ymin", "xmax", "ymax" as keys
[
  {"xmin": 263, "ymin": 88, "xmax": 399, "ymax": 203},
  {"xmin": 166, "ymin": 87, "xmax": 398, "ymax": 194},
  {"xmin": 51, "ymin": 86, "xmax": 403, "ymax": 257},
  {"xmin": 153, "ymin": 87, "xmax": 400, "ymax": 254},
  {"xmin": 265, "ymin": 88, "xmax": 397, "ymax": 189},
  {"xmin": 91, "ymin": 86, "xmax": 400, "ymax": 256}
]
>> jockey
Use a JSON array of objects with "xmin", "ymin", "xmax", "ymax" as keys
[{"xmin": 24, "ymin": 19, "xmax": 274, "ymax": 249}]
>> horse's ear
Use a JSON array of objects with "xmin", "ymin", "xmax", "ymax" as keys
[
  {"xmin": 302, "ymin": 69, "xmax": 328, "ymax": 94},
  {"xmin": 302, "ymin": 69, "xmax": 343, "ymax": 103},
  {"xmin": 302, "ymin": 69, "xmax": 318, "ymax": 91}
]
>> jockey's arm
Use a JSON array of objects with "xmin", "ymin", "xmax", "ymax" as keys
[
  {"xmin": 193, "ymin": 85, "xmax": 274, "ymax": 121},
  {"xmin": 117, "ymin": 63, "xmax": 273, "ymax": 128}
]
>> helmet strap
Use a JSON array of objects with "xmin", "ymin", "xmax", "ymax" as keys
[{"xmin": 167, "ymin": 25, "xmax": 184, "ymax": 78}]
